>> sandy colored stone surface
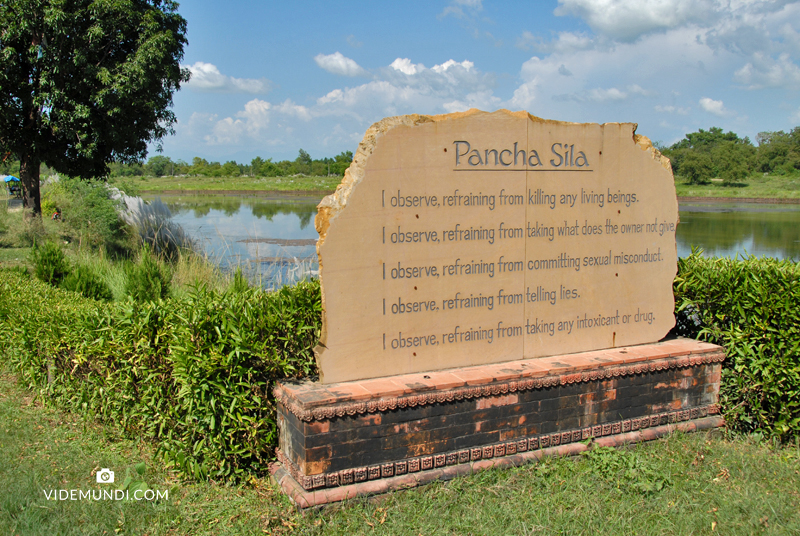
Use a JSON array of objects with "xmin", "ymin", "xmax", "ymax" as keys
[{"xmin": 315, "ymin": 109, "xmax": 678, "ymax": 384}]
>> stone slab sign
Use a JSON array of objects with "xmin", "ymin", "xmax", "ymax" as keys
[{"xmin": 315, "ymin": 109, "xmax": 678, "ymax": 384}]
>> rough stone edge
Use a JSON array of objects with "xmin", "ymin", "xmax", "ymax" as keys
[
  {"xmin": 275, "ymin": 348, "xmax": 725, "ymax": 422},
  {"xmin": 269, "ymin": 415, "xmax": 725, "ymax": 508}
]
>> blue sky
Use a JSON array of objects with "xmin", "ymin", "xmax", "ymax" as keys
[{"xmin": 156, "ymin": 0, "xmax": 800, "ymax": 164}]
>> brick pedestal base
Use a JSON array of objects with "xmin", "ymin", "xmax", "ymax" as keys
[{"xmin": 271, "ymin": 338, "xmax": 725, "ymax": 507}]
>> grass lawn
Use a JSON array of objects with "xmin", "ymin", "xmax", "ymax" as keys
[
  {"xmin": 2, "ymin": 373, "xmax": 799, "ymax": 536},
  {"xmin": 675, "ymin": 174, "xmax": 800, "ymax": 199},
  {"xmin": 113, "ymin": 175, "xmax": 340, "ymax": 194},
  {"xmin": 111, "ymin": 173, "xmax": 800, "ymax": 200}
]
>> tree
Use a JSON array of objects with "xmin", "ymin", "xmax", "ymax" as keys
[
  {"xmin": 221, "ymin": 160, "xmax": 241, "ymax": 176},
  {"xmin": 680, "ymin": 151, "xmax": 713, "ymax": 185},
  {"xmin": 0, "ymin": 0, "xmax": 189, "ymax": 216},
  {"xmin": 711, "ymin": 141, "xmax": 754, "ymax": 184},
  {"xmin": 146, "ymin": 155, "xmax": 173, "ymax": 177}
]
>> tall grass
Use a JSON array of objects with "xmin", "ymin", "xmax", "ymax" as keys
[{"xmin": 111, "ymin": 189, "xmax": 194, "ymax": 261}]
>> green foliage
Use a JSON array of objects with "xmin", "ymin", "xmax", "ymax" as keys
[
  {"xmin": 0, "ymin": 0, "xmax": 189, "ymax": 215},
  {"xmin": 0, "ymin": 270, "xmax": 321, "ymax": 481},
  {"xmin": 145, "ymin": 155, "xmax": 174, "ymax": 177},
  {"xmin": 755, "ymin": 128, "xmax": 800, "ymax": 175},
  {"xmin": 711, "ymin": 141, "xmax": 755, "ymax": 185},
  {"xmin": 582, "ymin": 445, "xmax": 672, "ymax": 495},
  {"xmin": 137, "ymin": 149, "xmax": 354, "ymax": 179},
  {"xmin": 61, "ymin": 264, "xmax": 113, "ymax": 302},
  {"xmin": 679, "ymin": 151, "xmax": 714, "ymax": 184},
  {"xmin": 230, "ymin": 267, "xmax": 250, "ymax": 293},
  {"xmin": 125, "ymin": 248, "xmax": 172, "ymax": 302},
  {"xmin": 671, "ymin": 127, "xmax": 745, "ymax": 151},
  {"xmin": 30, "ymin": 241, "xmax": 70, "ymax": 285},
  {"xmin": 674, "ymin": 252, "xmax": 800, "ymax": 441},
  {"xmin": 54, "ymin": 177, "xmax": 128, "ymax": 251}
]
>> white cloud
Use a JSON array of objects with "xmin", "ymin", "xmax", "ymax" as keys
[
  {"xmin": 655, "ymin": 105, "xmax": 690, "ymax": 115},
  {"xmin": 555, "ymin": 0, "xmax": 719, "ymax": 42},
  {"xmin": 440, "ymin": 0, "xmax": 483, "ymax": 19},
  {"xmin": 518, "ymin": 30, "xmax": 599, "ymax": 54},
  {"xmin": 317, "ymin": 89, "xmax": 344, "ymax": 106},
  {"xmin": 390, "ymin": 58, "xmax": 424, "ymax": 75},
  {"xmin": 183, "ymin": 62, "xmax": 271, "ymax": 93},
  {"xmin": 274, "ymin": 99, "xmax": 312, "ymax": 121},
  {"xmin": 734, "ymin": 53, "xmax": 800, "ymax": 89},
  {"xmin": 443, "ymin": 90, "xmax": 502, "ymax": 113},
  {"xmin": 431, "ymin": 59, "xmax": 474, "ymax": 73},
  {"xmin": 555, "ymin": 86, "xmax": 629, "ymax": 102},
  {"xmin": 508, "ymin": 80, "xmax": 538, "ymax": 110},
  {"xmin": 346, "ymin": 35, "xmax": 363, "ymax": 48},
  {"xmin": 314, "ymin": 52, "xmax": 368, "ymax": 77},
  {"xmin": 699, "ymin": 97, "xmax": 734, "ymax": 117},
  {"xmin": 203, "ymin": 98, "xmax": 310, "ymax": 146}
]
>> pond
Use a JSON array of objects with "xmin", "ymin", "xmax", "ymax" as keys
[
  {"xmin": 677, "ymin": 201, "xmax": 800, "ymax": 260},
  {"xmin": 150, "ymin": 194, "xmax": 800, "ymax": 286},
  {"xmin": 151, "ymin": 194, "xmax": 320, "ymax": 287}
]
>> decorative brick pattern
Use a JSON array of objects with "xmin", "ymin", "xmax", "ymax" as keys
[
  {"xmin": 274, "ymin": 348, "xmax": 726, "ymax": 422},
  {"xmin": 273, "ymin": 341, "xmax": 724, "ymax": 493},
  {"xmin": 275, "ymin": 403, "xmax": 722, "ymax": 491}
]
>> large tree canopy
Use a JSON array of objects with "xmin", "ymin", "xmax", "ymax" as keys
[{"xmin": 0, "ymin": 0, "xmax": 189, "ymax": 215}]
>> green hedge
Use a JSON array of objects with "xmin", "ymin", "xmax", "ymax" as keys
[
  {"xmin": 674, "ymin": 252, "xmax": 800, "ymax": 441},
  {"xmin": 2, "ymin": 252, "xmax": 798, "ymax": 482},
  {"xmin": 0, "ymin": 271, "xmax": 320, "ymax": 480}
]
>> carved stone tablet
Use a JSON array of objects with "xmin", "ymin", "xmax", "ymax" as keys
[{"xmin": 314, "ymin": 109, "xmax": 678, "ymax": 384}]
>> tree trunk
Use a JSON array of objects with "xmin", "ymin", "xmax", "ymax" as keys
[{"xmin": 19, "ymin": 151, "xmax": 41, "ymax": 218}]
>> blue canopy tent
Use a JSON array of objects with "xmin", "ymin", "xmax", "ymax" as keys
[{"xmin": 3, "ymin": 175, "xmax": 21, "ymax": 198}]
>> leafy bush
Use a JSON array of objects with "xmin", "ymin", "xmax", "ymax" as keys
[
  {"xmin": 125, "ymin": 248, "xmax": 171, "ymax": 301},
  {"xmin": 50, "ymin": 177, "xmax": 129, "ymax": 252},
  {"xmin": 0, "ymin": 270, "xmax": 321, "ymax": 480},
  {"xmin": 674, "ymin": 252, "xmax": 800, "ymax": 441},
  {"xmin": 61, "ymin": 264, "xmax": 113, "ymax": 302},
  {"xmin": 30, "ymin": 241, "xmax": 71, "ymax": 285}
]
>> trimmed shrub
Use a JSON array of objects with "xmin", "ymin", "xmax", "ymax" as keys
[
  {"xmin": 0, "ymin": 270, "xmax": 320, "ymax": 480},
  {"xmin": 674, "ymin": 252, "xmax": 800, "ymax": 441}
]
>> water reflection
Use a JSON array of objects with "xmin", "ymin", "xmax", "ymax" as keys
[
  {"xmin": 145, "ymin": 195, "xmax": 800, "ymax": 287},
  {"xmin": 676, "ymin": 202, "xmax": 800, "ymax": 260},
  {"xmin": 144, "ymin": 194, "xmax": 321, "ymax": 286}
]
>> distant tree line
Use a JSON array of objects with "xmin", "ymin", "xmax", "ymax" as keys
[
  {"xmin": 659, "ymin": 126, "xmax": 800, "ymax": 185},
  {"xmin": 107, "ymin": 149, "xmax": 354, "ymax": 178},
  {"xmin": 6, "ymin": 128, "xmax": 799, "ymax": 186}
]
